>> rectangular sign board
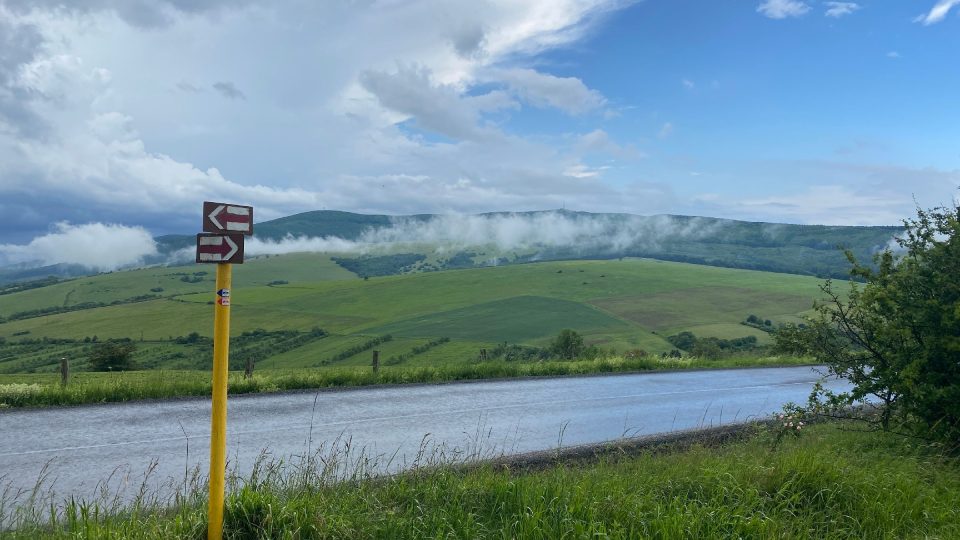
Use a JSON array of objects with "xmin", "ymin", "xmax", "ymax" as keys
[
  {"xmin": 196, "ymin": 233, "xmax": 245, "ymax": 264},
  {"xmin": 203, "ymin": 201, "xmax": 254, "ymax": 235}
]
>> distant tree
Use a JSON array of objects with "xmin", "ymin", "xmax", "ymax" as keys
[
  {"xmin": 692, "ymin": 340, "xmax": 723, "ymax": 359},
  {"xmin": 89, "ymin": 341, "xmax": 136, "ymax": 371},
  {"xmin": 667, "ymin": 331, "xmax": 698, "ymax": 351},
  {"xmin": 173, "ymin": 332, "xmax": 204, "ymax": 344},
  {"xmin": 550, "ymin": 329, "xmax": 585, "ymax": 360}
]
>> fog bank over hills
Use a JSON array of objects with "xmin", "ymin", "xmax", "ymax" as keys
[
  {"xmin": 0, "ymin": 210, "xmax": 902, "ymax": 284},
  {"xmin": 156, "ymin": 209, "xmax": 904, "ymax": 280}
]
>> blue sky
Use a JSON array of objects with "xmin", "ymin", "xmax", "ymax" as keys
[{"xmin": 0, "ymin": 0, "xmax": 958, "ymax": 264}]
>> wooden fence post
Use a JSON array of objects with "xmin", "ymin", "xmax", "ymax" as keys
[
  {"xmin": 244, "ymin": 358, "xmax": 254, "ymax": 379},
  {"xmin": 60, "ymin": 358, "xmax": 69, "ymax": 386},
  {"xmin": 372, "ymin": 350, "xmax": 379, "ymax": 374}
]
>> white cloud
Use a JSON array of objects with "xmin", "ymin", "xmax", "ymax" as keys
[
  {"xmin": 915, "ymin": 0, "xmax": 960, "ymax": 25},
  {"xmin": 575, "ymin": 129, "xmax": 644, "ymax": 159},
  {"xmin": 492, "ymin": 68, "xmax": 607, "ymax": 115},
  {"xmin": 886, "ymin": 51, "xmax": 902, "ymax": 59},
  {"xmin": 0, "ymin": 222, "xmax": 158, "ymax": 270},
  {"xmin": 693, "ymin": 186, "xmax": 906, "ymax": 225},
  {"xmin": 360, "ymin": 64, "xmax": 517, "ymax": 142},
  {"xmin": 243, "ymin": 211, "xmax": 725, "ymax": 258},
  {"xmin": 658, "ymin": 122, "xmax": 674, "ymax": 139},
  {"xmin": 688, "ymin": 161, "xmax": 960, "ymax": 226},
  {"xmin": 0, "ymin": 1, "xmax": 641, "ymax": 240},
  {"xmin": 757, "ymin": 0, "xmax": 810, "ymax": 19},
  {"xmin": 824, "ymin": 2, "xmax": 860, "ymax": 18},
  {"xmin": 682, "ymin": 78, "xmax": 695, "ymax": 89}
]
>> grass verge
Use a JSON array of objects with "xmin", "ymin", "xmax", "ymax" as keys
[
  {"xmin": 3, "ymin": 422, "xmax": 958, "ymax": 538},
  {"xmin": 0, "ymin": 355, "xmax": 813, "ymax": 408}
]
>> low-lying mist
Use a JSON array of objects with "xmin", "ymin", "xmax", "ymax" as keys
[
  {"xmin": 244, "ymin": 212, "xmax": 726, "ymax": 258},
  {"xmin": 0, "ymin": 222, "xmax": 158, "ymax": 272}
]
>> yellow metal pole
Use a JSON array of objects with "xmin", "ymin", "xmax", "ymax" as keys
[{"xmin": 208, "ymin": 262, "xmax": 232, "ymax": 540}]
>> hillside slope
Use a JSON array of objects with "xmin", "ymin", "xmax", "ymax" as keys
[
  {"xmin": 0, "ymin": 257, "xmax": 822, "ymax": 374},
  {"xmin": 152, "ymin": 210, "xmax": 899, "ymax": 279}
]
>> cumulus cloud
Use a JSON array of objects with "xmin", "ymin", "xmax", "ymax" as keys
[
  {"xmin": 0, "ymin": 16, "xmax": 48, "ymax": 138},
  {"xmin": 359, "ymin": 64, "xmax": 517, "ymax": 141},
  {"xmin": 0, "ymin": 0, "xmax": 639, "ymax": 243},
  {"xmin": 449, "ymin": 23, "xmax": 486, "ymax": 57},
  {"xmin": 757, "ymin": 0, "xmax": 810, "ymax": 19},
  {"xmin": 492, "ymin": 68, "xmax": 607, "ymax": 115},
  {"xmin": 915, "ymin": 0, "xmax": 960, "ymax": 25},
  {"xmin": 0, "ymin": 222, "xmax": 158, "ymax": 270},
  {"xmin": 2, "ymin": 0, "xmax": 253, "ymax": 29},
  {"xmin": 824, "ymin": 2, "xmax": 860, "ymax": 18}
]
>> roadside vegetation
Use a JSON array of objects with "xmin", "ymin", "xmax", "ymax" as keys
[
  {"xmin": 0, "ymin": 351, "xmax": 811, "ymax": 408},
  {"xmin": 4, "ymin": 421, "xmax": 958, "ymax": 538},
  {"xmin": 776, "ymin": 201, "xmax": 960, "ymax": 448}
]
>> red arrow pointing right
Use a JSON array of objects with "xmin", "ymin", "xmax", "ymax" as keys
[{"xmin": 196, "ymin": 234, "xmax": 244, "ymax": 263}]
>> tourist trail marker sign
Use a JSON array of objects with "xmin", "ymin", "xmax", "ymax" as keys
[
  {"xmin": 196, "ymin": 201, "xmax": 253, "ymax": 540},
  {"xmin": 203, "ymin": 201, "xmax": 254, "ymax": 234},
  {"xmin": 195, "ymin": 233, "xmax": 245, "ymax": 264}
]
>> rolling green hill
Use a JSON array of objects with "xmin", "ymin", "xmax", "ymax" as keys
[
  {"xmin": 0, "ymin": 256, "xmax": 823, "ymax": 375},
  {"xmin": 151, "ymin": 210, "xmax": 900, "ymax": 280},
  {"xmin": 2, "ymin": 210, "xmax": 900, "ymax": 286}
]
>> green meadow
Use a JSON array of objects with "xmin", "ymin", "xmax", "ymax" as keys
[{"xmin": 0, "ymin": 255, "xmax": 824, "ymax": 403}]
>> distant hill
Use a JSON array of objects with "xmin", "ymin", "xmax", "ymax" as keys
[
  {"xmin": 3, "ymin": 210, "xmax": 902, "ymax": 285},
  {"xmin": 155, "ymin": 210, "xmax": 900, "ymax": 280}
]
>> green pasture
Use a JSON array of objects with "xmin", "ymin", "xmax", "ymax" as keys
[
  {"xmin": 0, "ymin": 257, "xmax": 824, "ymax": 373},
  {"xmin": 0, "ymin": 253, "xmax": 354, "ymax": 318},
  {"xmin": 371, "ymin": 296, "xmax": 631, "ymax": 342}
]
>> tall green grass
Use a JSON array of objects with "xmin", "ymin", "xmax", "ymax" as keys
[
  {"xmin": 0, "ymin": 355, "xmax": 814, "ymax": 408},
  {"xmin": 4, "ymin": 423, "xmax": 958, "ymax": 538}
]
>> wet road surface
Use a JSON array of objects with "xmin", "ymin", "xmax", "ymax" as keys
[{"xmin": 0, "ymin": 366, "xmax": 844, "ymax": 511}]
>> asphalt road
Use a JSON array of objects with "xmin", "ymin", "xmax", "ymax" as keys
[{"xmin": 0, "ymin": 366, "xmax": 845, "ymax": 515}]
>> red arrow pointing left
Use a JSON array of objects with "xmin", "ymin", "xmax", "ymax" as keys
[
  {"xmin": 196, "ymin": 234, "xmax": 245, "ymax": 264},
  {"xmin": 203, "ymin": 201, "xmax": 254, "ymax": 235}
]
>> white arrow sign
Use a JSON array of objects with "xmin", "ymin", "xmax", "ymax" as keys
[
  {"xmin": 207, "ymin": 204, "xmax": 252, "ymax": 233},
  {"xmin": 197, "ymin": 235, "xmax": 239, "ymax": 262}
]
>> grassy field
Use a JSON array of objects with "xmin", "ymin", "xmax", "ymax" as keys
[
  {"xmin": 4, "ymin": 422, "xmax": 957, "ymax": 538},
  {"xmin": 0, "ymin": 253, "xmax": 355, "ymax": 318},
  {"xmin": 0, "ymin": 256, "xmax": 827, "ymax": 406},
  {"xmin": 0, "ymin": 257, "xmax": 823, "ymax": 374}
]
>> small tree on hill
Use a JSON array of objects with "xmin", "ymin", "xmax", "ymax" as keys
[
  {"xmin": 89, "ymin": 341, "xmax": 137, "ymax": 371},
  {"xmin": 550, "ymin": 329, "xmax": 585, "ymax": 360}
]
